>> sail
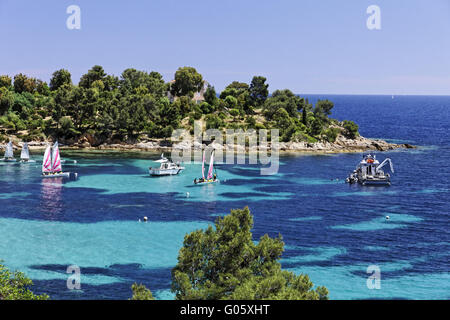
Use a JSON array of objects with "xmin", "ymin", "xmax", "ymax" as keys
[
  {"xmin": 51, "ymin": 142, "xmax": 62, "ymax": 172},
  {"xmin": 42, "ymin": 145, "xmax": 52, "ymax": 173},
  {"xmin": 201, "ymin": 150, "xmax": 205, "ymax": 180},
  {"xmin": 207, "ymin": 150, "xmax": 214, "ymax": 179},
  {"xmin": 20, "ymin": 143, "xmax": 30, "ymax": 160},
  {"xmin": 4, "ymin": 141, "xmax": 13, "ymax": 158}
]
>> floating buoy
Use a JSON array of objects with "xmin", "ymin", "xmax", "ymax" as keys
[
  {"xmin": 186, "ymin": 192, "xmax": 190, "ymax": 198},
  {"xmin": 386, "ymin": 216, "xmax": 390, "ymax": 220},
  {"xmin": 143, "ymin": 216, "xmax": 148, "ymax": 222}
]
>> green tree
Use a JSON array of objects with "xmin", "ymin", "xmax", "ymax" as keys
[
  {"xmin": 130, "ymin": 283, "xmax": 155, "ymax": 300},
  {"xmin": 342, "ymin": 120, "xmax": 359, "ymax": 139},
  {"xmin": 79, "ymin": 65, "xmax": 106, "ymax": 89},
  {"xmin": 0, "ymin": 75, "xmax": 12, "ymax": 89},
  {"xmin": 204, "ymin": 85, "xmax": 218, "ymax": 107},
  {"xmin": 49, "ymin": 69, "xmax": 72, "ymax": 91},
  {"xmin": 13, "ymin": 74, "xmax": 35, "ymax": 93},
  {"xmin": 171, "ymin": 207, "xmax": 328, "ymax": 300},
  {"xmin": 170, "ymin": 67, "xmax": 203, "ymax": 98},
  {"xmin": 0, "ymin": 87, "xmax": 14, "ymax": 114},
  {"xmin": 0, "ymin": 263, "xmax": 49, "ymax": 300},
  {"xmin": 249, "ymin": 76, "xmax": 269, "ymax": 107}
]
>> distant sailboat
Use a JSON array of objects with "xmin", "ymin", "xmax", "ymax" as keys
[
  {"xmin": 194, "ymin": 149, "xmax": 218, "ymax": 185},
  {"xmin": 20, "ymin": 143, "xmax": 35, "ymax": 163},
  {"xmin": 42, "ymin": 141, "xmax": 77, "ymax": 179},
  {"xmin": 1, "ymin": 141, "xmax": 17, "ymax": 162}
]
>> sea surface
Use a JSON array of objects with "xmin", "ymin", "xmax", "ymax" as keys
[{"xmin": 0, "ymin": 95, "xmax": 449, "ymax": 300}]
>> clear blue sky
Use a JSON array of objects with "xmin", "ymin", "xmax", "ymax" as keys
[{"xmin": 1, "ymin": 0, "xmax": 449, "ymax": 95}]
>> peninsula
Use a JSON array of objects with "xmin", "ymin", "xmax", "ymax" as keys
[{"xmin": 0, "ymin": 66, "xmax": 414, "ymax": 153}]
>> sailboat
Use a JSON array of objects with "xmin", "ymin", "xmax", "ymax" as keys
[
  {"xmin": 42, "ymin": 141, "xmax": 77, "ymax": 179},
  {"xmin": 1, "ymin": 141, "xmax": 17, "ymax": 162},
  {"xmin": 194, "ymin": 149, "xmax": 219, "ymax": 185},
  {"xmin": 20, "ymin": 143, "xmax": 35, "ymax": 163}
]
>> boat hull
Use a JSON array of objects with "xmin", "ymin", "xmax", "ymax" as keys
[
  {"xmin": 42, "ymin": 172, "xmax": 77, "ymax": 179},
  {"xmin": 149, "ymin": 167, "xmax": 184, "ymax": 176},
  {"xmin": 359, "ymin": 179, "xmax": 391, "ymax": 186},
  {"xmin": 194, "ymin": 179, "xmax": 220, "ymax": 185},
  {"xmin": 1, "ymin": 158, "xmax": 17, "ymax": 162}
]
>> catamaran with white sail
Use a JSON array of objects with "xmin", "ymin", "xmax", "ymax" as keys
[
  {"xmin": 20, "ymin": 143, "xmax": 35, "ymax": 163},
  {"xmin": 1, "ymin": 141, "xmax": 16, "ymax": 162},
  {"xmin": 42, "ymin": 141, "xmax": 77, "ymax": 179},
  {"xmin": 194, "ymin": 149, "xmax": 218, "ymax": 185}
]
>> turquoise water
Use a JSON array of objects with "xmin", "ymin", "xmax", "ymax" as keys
[{"xmin": 0, "ymin": 95, "xmax": 449, "ymax": 299}]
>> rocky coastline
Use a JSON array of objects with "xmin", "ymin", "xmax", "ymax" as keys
[{"xmin": 1, "ymin": 134, "xmax": 415, "ymax": 154}]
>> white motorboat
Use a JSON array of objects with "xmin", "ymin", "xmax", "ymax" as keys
[
  {"xmin": 1, "ymin": 141, "xmax": 17, "ymax": 162},
  {"xmin": 346, "ymin": 154, "xmax": 394, "ymax": 186},
  {"xmin": 19, "ymin": 143, "xmax": 36, "ymax": 163},
  {"xmin": 149, "ymin": 153, "xmax": 184, "ymax": 176},
  {"xmin": 41, "ymin": 142, "xmax": 77, "ymax": 179}
]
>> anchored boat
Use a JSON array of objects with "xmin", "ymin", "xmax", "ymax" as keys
[
  {"xmin": 42, "ymin": 142, "xmax": 77, "ymax": 179},
  {"xmin": 20, "ymin": 143, "xmax": 36, "ymax": 163},
  {"xmin": 1, "ymin": 141, "xmax": 17, "ymax": 162},
  {"xmin": 346, "ymin": 154, "xmax": 394, "ymax": 186},
  {"xmin": 194, "ymin": 149, "xmax": 218, "ymax": 185},
  {"xmin": 149, "ymin": 153, "xmax": 185, "ymax": 176}
]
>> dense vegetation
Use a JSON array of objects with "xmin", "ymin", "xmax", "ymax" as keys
[
  {"xmin": 0, "ymin": 66, "xmax": 359, "ymax": 145},
  {"xmin": 0, "ymin": 263, "xmax": 48, "ymax": 300},
  {"xmin": 132, "ymin": 207, "xmax": 329, "ymax": 300}
]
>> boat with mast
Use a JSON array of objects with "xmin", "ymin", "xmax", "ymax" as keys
[
  {"xmin": 194, "ymin": 149, "xmax": 218, "ymax": 185},
  {"xmin": 20, "ymin": 142, "xmax": 35, "ymax": 163},
  {"xmin": 1, "ymin": 141, "xmax": 17, "ymax": 162},
  {"xmin": 346, "ymin": 154, "xmax": 394, "ymax": 186},
  {"xmin": 149, "ymin": 153, "xmax": 185, "ymax": 176},
  {"xmin": 42, "ymin": 141, "xmax": 77, "ymax": 179}
]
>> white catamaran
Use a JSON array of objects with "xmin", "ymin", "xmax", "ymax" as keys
[
  {"xmin": 1, "ymin": 141, "xmax": 17, "ymax": 162},
  {"xmin": 194, "ymin": 149, "xmax": 218, "ymax": 185},
  {"xmin": 42, "ymin": 142, "xmax": 77, "ymax": 179},
  {"xmin": 20, "ymin": 143, "xmax": 35, "ymax": 163}
]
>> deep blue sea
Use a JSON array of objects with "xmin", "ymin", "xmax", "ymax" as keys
[{"xmin": 0, "ymin": 95, "xmax": 449, "ymax": 300}]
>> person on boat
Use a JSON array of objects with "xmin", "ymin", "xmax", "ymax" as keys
[
  {"xmin": 194, "ymin": 178, "xmax": 197, "ymax": 184},
  {"xmin": 213, "ymin": 173, "xmax": 217, "ymax": 181}
]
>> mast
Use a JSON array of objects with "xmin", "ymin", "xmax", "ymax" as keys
[
  {"xmin": 207, "ymin": 150, "xmax": 214, "ymax": 179},
  {"xmin": 201, "ymin": 149, "xmax": 205, "ymax": 180}
]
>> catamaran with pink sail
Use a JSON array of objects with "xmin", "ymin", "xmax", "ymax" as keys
[
  {"xmin": 42, "ymin": 142, "xmax": 77, "ymax": 179},
  {"xmin": 194, "ymin": 149, "xmax": 219, "ymax": 185}
]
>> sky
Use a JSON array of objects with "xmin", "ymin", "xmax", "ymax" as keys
[{"xmin": 1, "ymin": 0, "xmax": 449, "ymax": 95}]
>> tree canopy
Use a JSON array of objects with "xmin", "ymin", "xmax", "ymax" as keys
[
  {"xmin": 0, "ymin": 65, "xmax": 358, "ymax": 145},
  {"xmin": 0, "ymin": 263, "xmax": 48, "ymax": 300},
  {"xmin": 171, "ymin": 207, "xmax": 329, "ymax": 300}
]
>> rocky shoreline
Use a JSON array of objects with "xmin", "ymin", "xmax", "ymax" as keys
[{"xmin": 1, "ymin": 134, "xmax": 415, "ymax": 154}]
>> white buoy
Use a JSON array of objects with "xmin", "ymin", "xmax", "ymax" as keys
[
  {"xmin": 143, "ymin": 216, "xmax": 148, "ymax": 222},
  {"xmin": 186, "ymin": 192, "xmax": 190, "ymax": 198},
  {"xmin": 386, "ymin": 216, "xmax": 390, "ymax": 220}
]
